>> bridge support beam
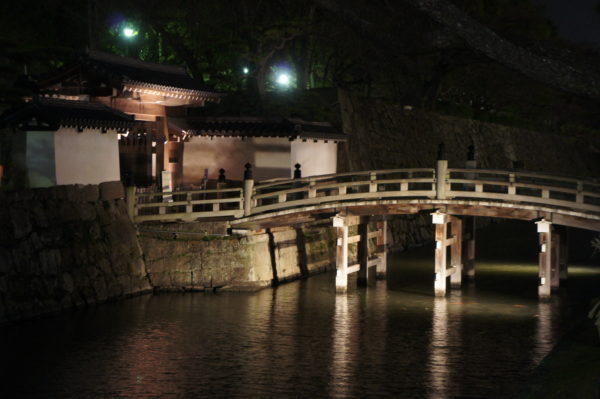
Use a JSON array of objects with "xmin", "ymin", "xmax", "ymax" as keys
[
  {"xmin": 376, "ymin": 220, "xmax": 388, "ymax": 279},
  {"xmin": 334, "ymin": 215, "xmax": 349, "ymax": 294},
  {"xmin": 450, "ymin": 217, "xmax": 463, "ymax": 288},
  {"xmin": 432, "ymin": 212, "xmax": 463, "ymax": 297},
  {"xmin": 462, "ymin": 216, "xmax": 476, "ymax": 281},
  {"xmin": 536, "ymin": 219, "xmax": 561, "ymax": 299},
  {"xmin": 357, "ymin": 220, "xmax": 369, "ymax": 286},
  {"xmin": 558, "ymin": 226, "xmax": 569, "ymax": 282}
]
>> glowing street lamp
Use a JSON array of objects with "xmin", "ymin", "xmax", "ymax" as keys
[
  {"xmin": 276, "ymin": 73, "xmax": 291, "ymax": 87},
  {"xmin": 242, "ymin": 67, "xmax": 249, "ymax": 75},
  {"xmin": 122, "ymin": 26, "xmax": 138, "ymax": 38}
]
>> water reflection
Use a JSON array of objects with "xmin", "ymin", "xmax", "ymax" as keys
[
  {"xmin": 1, "ymin": 255, "xmax": 597, "ymax": 398},
  {"xmin": 533, "ymin": 299, "xmax": 554, "ymax": 365},
  {"xmin": 329, "ymin": 293, "xmax": 354, "ymax": 398},
  {"xmin": 428, "ymin": 290, "xmax": 463, "ymax": 399}
]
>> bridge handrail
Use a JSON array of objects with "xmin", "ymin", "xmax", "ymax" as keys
[
  {"xmin": 254, "ymin": 168, "xmax": 435, "ymax": 190},
  {"xmin": 449, "ymin": 168, "xmax": 600, "ymax": 189},
  {"xmin": 129, "ymin": 186, "xmax": 244, "ymax": 223},
  {"xmin": 136, "ymin": 187, "xmax": 243, "ymax": 198},
  {"xmin": 252, "ymin": 177, "xmax": 435, "ymax": 200},
  {"xmin": 127, "ymin": 166, "xmax": 600, "ymax": 224}
]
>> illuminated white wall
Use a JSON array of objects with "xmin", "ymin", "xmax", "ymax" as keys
[
  {"xmin": 291, "ymin": 140, "xmax": 338, "ymax": 177},
  {"xmin": 54, "ymin": 127, "xmax": 120, "ymax": 185},
  {"xmin": 182, "ymin": 137, "xmax": 291, "ymax": 184}
]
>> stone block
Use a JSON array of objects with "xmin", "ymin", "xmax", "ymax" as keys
[
  {"xmin": 81, "ymin": 184, "xmax": 100, "ymax": 202},
  {"xmin": 39, "ymin": 249, "xmax": 61, "ymax": 276},
  {"xmin": 65, "ymin": 185, "xmax": 83, "ymax": 202},
  {"xmin": 50, "ymin": 185, "xmax": 68, "ymax": 200},
  {"xmin": 78, "ymin": 203, "xmax": 97, "ymax": 222},
  {"xmin": 31, "ymin": 203, "xmax": 49, "ymax": 229},
  {"xmin": 58, "ymin": 201, "xmax": 79, "ymax": 223},
  {"xmin": 99, "ymin": 181, "xmax": 125, "ymax": 201},
  {"xmin": 87, "ymin": 222, "xmax": 102, "ymax": 240},
  {"xmin": 0, "ymin": 275, "xmax": 7, "ymax": 293},
  {"xmin": 61, "ymin": 272, "xmax": 74, "ymax": 293},
  {"xmin": 10, "ymin": 208, "xmax": 31, "ymax": 239},
  {"xmin": 0, "ymin": 248, "xmax": 12, "ymax": 273},
  {"xmin": 0, "ymin": 213, "xmax": 13, "ymax": 243},
  {"xmin": 93, "ymin": 278, "xmax": 108, "ymax": 302}
]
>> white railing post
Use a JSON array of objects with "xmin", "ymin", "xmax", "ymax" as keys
[
  {"xmin": 436, "ymin": 143, "xmax": 448, "ymax": 200},
  {"xmin": 186, "ymin": 192, "xmax": 193, "ymax": 213},
  {"xmin": 308, "ymin": 179, "xmax": 316, "ymax": 198},
  {"xmin": 243, "ymin": 163, "xmax": 254, "ymax": 217},
  {"xmin": 369, "ymin": 172, "xmax": 377, "ymax": 193},
  {"xmin": 508, "ymin": 173, "xmax": 516, "ymax": 195}
]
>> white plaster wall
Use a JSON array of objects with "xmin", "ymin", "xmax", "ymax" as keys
[
  {"xmin": 290, "ymin": 140, "xmax": 338, "ymax": 177},
  {"xmin": 182, "ymin": 137, "xmax": 291, "ymax": 184},
  {"xmin": 26, "ymin": 131, "xmax": 56, "ymax": 187},
  {"xmin": 54, "ymin": 127, "xmax": 120, "ymax": 185}
]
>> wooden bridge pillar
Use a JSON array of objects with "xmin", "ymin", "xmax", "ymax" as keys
[
  {"xmin": 333, "ymin": 215, "xmax": 349, "ymax": 293},
  {"xmin": 462, "ymin": 216, "xmax": 476, "ymax": 281},
  {"xmin": 558, "ymin": 226, "xmax": 569, "ymax": 281},
  {"xmin": 376, "ymin": 220, "xmax": 388, "ymax": 279},
  {"xmin": 536, "ymin": 219, "xmax": 560, "ymax": 299},
  {"xmin": 243, "ymin": 163, "xmax": 254, "ymax": 216},
  {"xmin": 357, "ymin": 220, "xmax": 369, "ymax": 286},
  {"xmin": 432, "ymin": 211, "xmax": 463, "ymax": 296},
  {"xmin": 450, "ymin": 217, "xmax": 463, "ymax": 288}
]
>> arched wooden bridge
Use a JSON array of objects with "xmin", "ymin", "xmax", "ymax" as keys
[{"xmin": 126, "ymin": 160, "xmax": 600, "ymax": 298}]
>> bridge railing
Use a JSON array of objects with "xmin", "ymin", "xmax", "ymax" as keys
[
  {"xmin": 128, "ymin": 187, "xmax": 244, "ymax": 223},
  {"xmin": 251, "ymin": 168, "xmax": 436, "ymax": 214},
  {"xmin": 248, "ymin": 167, "xmax": 600, "ymax": 216},
  {"xmin": 447, "ymin": 168, "xmax": 600, "ymax": 213},
  {"xmin": 126, "ymin": 166, "xmax": 600, "ymax": 223}
]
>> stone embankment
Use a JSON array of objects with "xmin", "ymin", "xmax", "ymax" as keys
[
  {"xmin": 138, "ymin": 223, "xmax": 336, "ymax": 291},
  {"xmin": 0, "ymin": 182, "xmax": 338, "ymax": 323},
  {"xmin": 0, "ymin": 182, "xmax": 151, "ymax": 323}
]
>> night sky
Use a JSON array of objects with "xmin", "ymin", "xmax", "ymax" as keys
[{"xmin": 535, "ymin": 0, "xmax": 600, "ymax": 47}]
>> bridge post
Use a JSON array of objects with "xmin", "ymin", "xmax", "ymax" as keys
[
  {"xmin": 243, "ymin": 163, "xmax": 254, "ymax": 217},
  {"xmin": 550, "ymin": 226, "xmax": 561, "ymax": 291},
  {"xmin": 432, "ymin": 211, "xmax": 449, "ymax": 297},
  {"xmin": 357, "ymin": 219, "xmax": 369, "ymax": 286},
  {"xmin": 463, "ymin": 216, "xmax": 476, "ymax": 281},
  {"xmin": 536, "ymin": 219, "xmax": 553, "ymax": 299},
  {"xmin": 450, "ymin": 217, "xmax": 463, "ymax": 288},
  {"xmin": 559, "ymin": 226, "xmax": 569, "ymax": 281},
  {"xmin": 333, "ymin": 215, "xmax": 349, "ymax": 293},
  {"xmin": 376, "ymin": 220, "xmax": 388, "ymax": 279},
  {"xmin": 436, "ymin": 143, "xmax": 448, "ymax": 200}
]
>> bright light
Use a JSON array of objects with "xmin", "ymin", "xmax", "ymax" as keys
[
  {"xmin": 123, "ymin": 27, "xmax": 137, "ymax": 38},
  {"xmin": 277, "ymin": 73, "xmax": 290, "ymax": 86},
  {"xmin": 242, "ymin": 67, "xmax": 249, "ymax": 74}
]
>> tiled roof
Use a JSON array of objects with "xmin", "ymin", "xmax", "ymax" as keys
[
  {"xmin": 175, "ymin": 117, "xmax": 347, "ymax": 141},
  {"xmin": 1, "ymin": 98, "xmax": 138, "ymax": 132},
  {"xmin": 87, "ymin": 51, "xmax": 219, "ymax": 95}
]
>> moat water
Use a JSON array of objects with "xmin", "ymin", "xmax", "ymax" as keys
[{"xmin": 1, "ymin": 222, "xmax": 599, "ymax": 398}]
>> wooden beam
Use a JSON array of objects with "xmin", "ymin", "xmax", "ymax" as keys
[
  {"xmin": 450, "ymin": 217, "xmax": 462, "ymax": 289},
  {"xmin": 434, "ymin": 214, "xmax": 448, "ymax": 297},
  {"xmin": 376, "ymin": 220, "xmax": 387, "ymax": 279},
  {"xmin": 335, "ymin": 223, "xmax": 349, "ymax": 294},
  {"xmin": 357, "ymin": 222, "xmax": 369, "ymax": 286}
]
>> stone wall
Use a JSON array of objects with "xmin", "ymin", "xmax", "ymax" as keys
[
  {"xmin": 337, "ymin": 90, "xmax": 600, "ymax": 250},
  {"xmin": 0, "ymin": 182, "xmax": 151, "ymax": 323},
  {"xmin": 139, "ymin": 222, "xmax": 336, "ymax": 291}
]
